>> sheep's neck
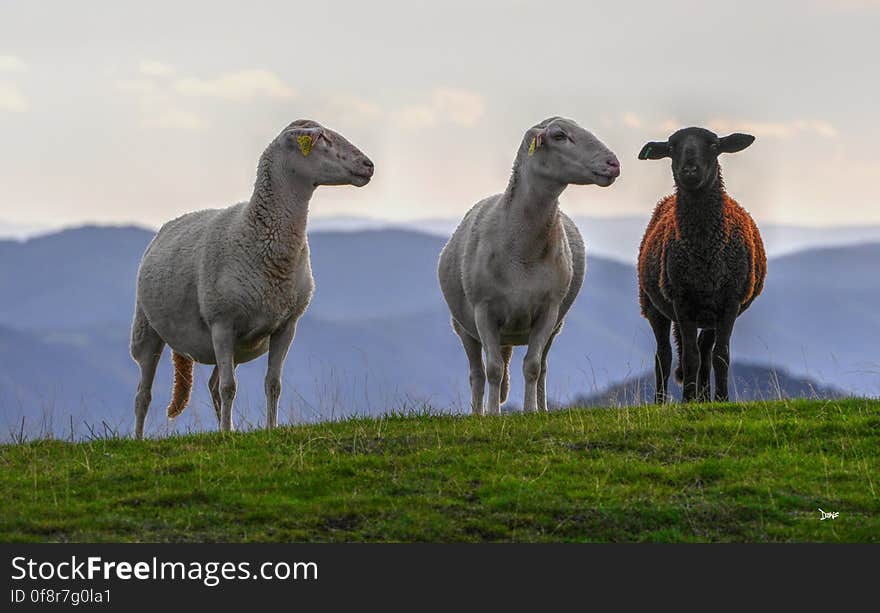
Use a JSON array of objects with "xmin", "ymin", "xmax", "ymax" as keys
[
  {"xmin": 502, "ymin": 171, "xmax": 567, "ymax": 261},
  {"xmin": 245, "ymin": 152, "xmax": 313, "ymax": 279},
  {"xmin": 674, "ymin": 179, "xmax": 725, "ymax": 249}
]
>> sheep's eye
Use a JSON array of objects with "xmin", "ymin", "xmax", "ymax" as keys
[
  {"xmin": 553, "ymin": 131, "xmax": 567, "ymax": 141},
  {"xmin": 710, "ymin": 142, "xmax": 718, "ymax": 150}
]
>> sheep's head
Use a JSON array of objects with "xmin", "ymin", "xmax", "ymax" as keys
[
  {"xmin": 638, "ymin": 127, "xmax": 754, "ymax": 192},
  {"xmin": 521, "ymin": 117, "xmax": 620, "ymax": 188},
  {"xmin": 277, "ymin": 119, "xmax": 374, "ymax": 188}
]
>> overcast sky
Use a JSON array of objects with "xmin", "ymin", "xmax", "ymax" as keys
[{"xmin": 0, "ymin": 0, "xmax": 878, "ymax": 229}]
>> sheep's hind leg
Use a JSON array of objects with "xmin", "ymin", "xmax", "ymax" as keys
[
  {"xmin": 210, "ymin": 323, "xmax": 237, "ymax": 432},
  {"xmin": 697, "ymin": 329, "xmax": 715, "ymax": 402},
  {"xmin": 474, "ymin": 306, "xmax": 504, "ymax": 416},
  {"xmin": 537, "ymin": 328, "xmax": 560, "ymax": 412},
  {"xmin": 522, "ymin": 306, "xmax": 560, "ymax": 414},
  {"xmin": 131, "ymin": 306, "xmax": 165, "ymax": 440},
  {"xmin": 265, "ymin": 315, "xmax": 298, "ymax": 429},
  {"xmin": 500, "ymin": 345, "xmax": 513, "ymax": 405},
  {"xmin": 646, "ymin": 306, "xmax": 672, "ymax": 404},
  {"xmin": 208, "ymin": 367, "xmax": 222, "ymax": 425},
  {"xmin": 453, "ymin": 319, "xmax": 485, "ymax": 416}
]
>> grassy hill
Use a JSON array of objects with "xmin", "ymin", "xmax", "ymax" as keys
[{"xmin": 1, "ymin": 398, "xmax": 878, "ymax": 542}]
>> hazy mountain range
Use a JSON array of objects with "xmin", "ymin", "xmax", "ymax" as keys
[
  {"xmin": 287, "ymin": 215, "xmax": 880, "ymax": 264},
  {"xmin": 578, "ymin": 362, "xmax": 845, "ymax": 407},
  {"xmin": 6, "ymin": 214, "xmax": 880, "ymax": 264},
  {"xmin": 0, "ymin": 223, "xmax": 877, "ymax": 440}
]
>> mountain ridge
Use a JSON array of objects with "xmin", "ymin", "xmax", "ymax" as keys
[{"xmin": 0, "ymin": 225, "xmax": 877, "ymax": 439}]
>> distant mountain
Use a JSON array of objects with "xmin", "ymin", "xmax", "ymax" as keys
[
  {"xmin": 0, "ymin": 225, "xmax": 154, "ymax": 329},
  {"xmin": 0, "ymin": 221, "xmax": 59, "ymax": 240},
  {"xmin": 6, "ymin": 215, "xmax": 880, "ymax": 264},
  {"xmin": 308, "ymin": 214, "xmax": 880, "ymax": 264},
  {"xmin": 308, "ymin": 230, "xmax": 447, "ymax": 320},
  {"xmin": 0, "ymin": 225, "xmax": 877, "ymax": 440},
  {"xmin": 0, "ymin": 323, "xmax": 135, "ymax": 436},
  {"xmin": 576, "ymin": 362, "xmax": 846, "ymax": 407}
]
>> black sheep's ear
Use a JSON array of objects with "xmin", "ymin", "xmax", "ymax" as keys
[
  {"xmin": 718, "ymin": 133, "xmax": 755, "ymax": 154},
  {"xmin": 638, "ymin": 141, "xmax": 670, "ymax": 160}
]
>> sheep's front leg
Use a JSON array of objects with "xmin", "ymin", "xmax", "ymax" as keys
[
  {"xmin": 523, "ymin": 306, "xmax": 560, "ymax": 414},
  {"xmin": 537, "ymin": 328, "xmax": 560, "ymax": 412},
  {"xmin": 211, "ymin": 323, "xmax": 237, "ymax": 432},
  {"xmin": 697, "ymin": 329, "xmax": 716, "ymax": 402},
  {"xmin": 265, "ymin": 315, "xmax": 298, "ymax": 429},
  {"xmin": 674, "ymin": 313, "xmax": 700, "ymax": 403},
  {"xmin": 712, "ymin": 309, "xmax": 737, "ymax": 402},
  {"xmin": 474, "ymin": 304, "xmax": 503, "ymax": 416}
]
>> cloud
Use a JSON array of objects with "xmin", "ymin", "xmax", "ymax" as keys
[
  {"xmin": 396, "ymin": 105, "xmax": 438, "ymax": 128},
  {"xmin": 622, "ymin": 112, "xmax": 642, "ymax": 128},
  {"xmin": 0, "ymin": 55, "xmax": 28, "ymax": 111},
  {"xmin": 396, "ymin": 87, "xmax": 485, "ymax": 129},
  {"xmin": 0, "ymin": 82, "xmax": 28, "ymax": 112},
  {"xmin": 707, "ymin": 118, "xmax": 839, "ymax": 139},
  {"xmin": 0, "ymin": 55, "xmax": 26, "ymax": 72},
  {"xmin": 817, "ymin": 0, "xmax": 880, "ymax": 9},
  {"xmin": 116, "ymin": 65, "xmax": 295, "ymax": 131},
  {"xmin": 115, "ymin": 78, "xmax": 162, "ymax": 97},
  {"xmin": 431, "ymin": 88, "xmax": 485, "ymax": 125},
  {"xmin": 175, "ymin": 69, "xmax": 296, "ymax": 101},
  {"xmin": 139, "ymin": 60, "xmax": 175, "ymax": 77},
  {"xmin": 144, "ymin": 108, "xmax": 206, "ymax": 131},
  {"xmin": 326, "ymin": 94, "xmax": 384, "ymax": 120},
  {"xmin": 115, "ymin": 75, "xmax": 198, "ymax": 130}
]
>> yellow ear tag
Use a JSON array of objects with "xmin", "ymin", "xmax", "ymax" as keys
[
  {"xmin": 296, "ymin": 134, "xmax": 313, "ymax": 156},
  {"xmin": 528, "ymin": 137, "xmax": 537, "ymax": 156}
]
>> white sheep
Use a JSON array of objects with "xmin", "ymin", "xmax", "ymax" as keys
[
  {"xmin": 438, "ymin": 117, "xmax": 620, "ymax": 415},
  {"xmin": 130, "ymin": 119, "xmax": 374, "ymax": 439}
]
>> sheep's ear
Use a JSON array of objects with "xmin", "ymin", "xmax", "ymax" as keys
[
  {"xmin": 527, "ymin": 128, "xmax": 548, "ymax": 156},
  {"xmin": 638, "ymin": 141, "xmax": 670, "ymax": 160},
  {"xmin": 286, "ymin": 127, "xmax": 323, "ymax": 157},
  {"xmin": 718, "ymin": 133, "xmax": 755, "ymax": 154}
]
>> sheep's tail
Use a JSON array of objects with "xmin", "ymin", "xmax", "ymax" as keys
[
  {"xmin": 167, "ymin": 351, "xmax": 194, "ymax": 419},
  {"xmin": 500, "ymin": 345, "xmax": 513, "ymax": 404},
  {"xmin": 672, "ymin": 323, "xmax": 683, "ymax": 384}
]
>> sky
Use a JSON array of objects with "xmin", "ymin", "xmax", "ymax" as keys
[{"xmin": 0, "ymin": 0, "xmax": 878, "ymax": 230}]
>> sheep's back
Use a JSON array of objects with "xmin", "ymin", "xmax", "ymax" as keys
[
  {"xmin": 139, "ymin": 208, "xmax": 227, "ymax": 292},
  {"xmin": 437, "ymin": 195, "xmax": 499, "ymax": 326},
  {"xmin": 135, "ymin": 207, "xmax": 234, "ymax": 355}
]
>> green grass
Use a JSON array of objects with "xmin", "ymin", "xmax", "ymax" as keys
[{"xmin": 1, "ymin": 399, "xmax": 878, "ymax": 542}]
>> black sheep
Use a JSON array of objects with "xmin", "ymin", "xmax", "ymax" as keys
[{"xmin": 637, "ymin": 127, "xmax": 767, "ymax": 403}]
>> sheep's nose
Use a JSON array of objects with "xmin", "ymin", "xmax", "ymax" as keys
[
  {"xmin": 682, "ymin": 163, "xmax": 698, "ymax": 174},
  {"xmin": 360, "ymin": 157, "xmax": 374, "ymax": 176},
  {"xmin": 604, "ymin": 156, "xmax": 621, "ymax": 177}
]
